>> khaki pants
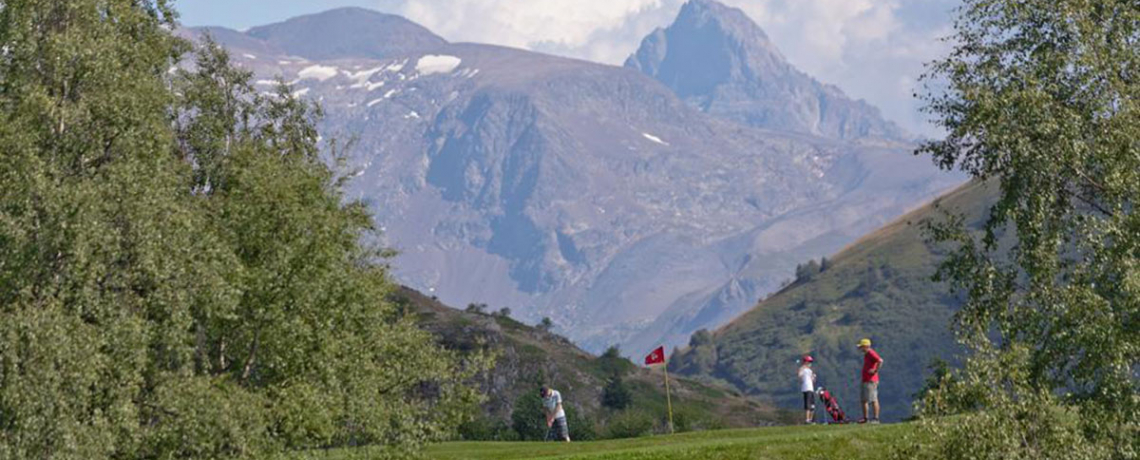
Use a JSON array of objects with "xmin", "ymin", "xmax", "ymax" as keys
[{"xmin": 861, "ymin": 382, "xmax": 879, "ymax": 404}]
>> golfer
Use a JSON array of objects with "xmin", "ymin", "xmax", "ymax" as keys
[
  {"xmin": 857, "ymin": 338, "xmax": 883, "ymax": 424},
  {"xmin": 541, "ymin": 386, "xmax": 571, "ymax": 442},
  {"xmin": 798, "ymin": 355, "xmax": 817, "ymax": 424}
]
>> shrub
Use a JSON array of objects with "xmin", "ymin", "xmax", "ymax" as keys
[{"xmin": 604, "ymin": 410, "xmax": 654, "ymax": 439}]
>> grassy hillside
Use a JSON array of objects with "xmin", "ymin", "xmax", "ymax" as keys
[
  {"xmin": 671, "ymin": 181, "xmax": 999, "ymax": 421},
  {"xmin": 295, "ymin": 423, "xmax": 911, "ymax": 459},
  {"xmin": 393, "ymin": 288, "xmax": 796, "ymax": 440}
]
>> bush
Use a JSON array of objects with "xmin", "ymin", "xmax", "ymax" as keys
[
  {"xmin": 604, "ymin": 410, "xmax": 654, "ymax": 439},
  {"xmin": 510, "ymin": 392, "xmax": 547, "ymax": 441},
  {"xmin": 896, "ymin": 395, "xmax": 1115, "ymax": 460},
  {"xmin": 457, "ymin": 415, "xmax": 518, "ymax": 441},
  {"xmin": 564, "ymin": 405, "xmax": 597, "ymax": 441}
]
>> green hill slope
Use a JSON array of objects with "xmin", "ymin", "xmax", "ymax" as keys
[
  {"xmin": 393, "ymin": 287, "xmax": 795, "ymax": 439},
  {"xmin": 670, "ymin": 181, "xmax": 998, "ymax": 421}
]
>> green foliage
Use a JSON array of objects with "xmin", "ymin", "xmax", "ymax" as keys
[
  {"xmin": 509, "ymin": 392, "xmax": 548, "ymax": 441},
  {"xmin": 563, "ymin": 405, "xmax": 597, "ymax": 442},
  {"xmin": 689, "ymin": 330, "xmax": 713, "ymax": 347},
  {"xmin": 597, "ymin": 346, "xmax": 636, "ymax": 377},
  {"xmin": 604, "ymin": 410, "xmax": 655, "ymax": 439},
  {"xmin": 602, "ymin": 375, "xmax": 634, "ymax": 411},
  {"xmin": 537, "ymin": 317, "xmax": 554, "ymax": 331},
  {"xmin": 794, "ymin": 259, "xmax": 822, "ymax": 282},
  {"xmin": 910, "ymin": 358, "xmax": 955, "ymax": 406},
  {"xmin": 0, "ymin": 3, "xmax": 483, "ymax": 459},
  {"xmin": 910, "ymin": 0, "xmax": 1140, "ymax": 458},
  {"xmin": 457, "ymin": 415, "xmax": 519, "ymax": 442}
]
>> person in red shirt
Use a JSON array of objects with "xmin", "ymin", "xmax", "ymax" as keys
[{"xmin": 857, "ymin": 338, "xmax": 883, "ymax": 424}]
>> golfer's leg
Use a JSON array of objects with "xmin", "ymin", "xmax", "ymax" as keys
[{"xmin": 873, "ymin": 401, "xmax": 880, "ymax": 420}]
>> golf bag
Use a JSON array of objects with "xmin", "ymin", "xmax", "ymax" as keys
[{"xmin": 816, "ymin": 387, "xmax": 847, "ymax": 424}]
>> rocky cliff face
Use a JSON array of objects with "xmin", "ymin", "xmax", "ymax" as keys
[
  {"xmin": 626, "ymin": 0, "xmax": 908, "ymax": 141},
  {"xmin": 187, "ymin": 3, "xmax": 960, "ymax": 355}
]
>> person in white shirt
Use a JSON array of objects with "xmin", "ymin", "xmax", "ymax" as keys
[
  {"xmin": 798, "ymin": 355, "xmax": 817, "ymax": 424},
  {"xmin": 540, "ymin": 386, "xmax": 571, "ymax": 442}
]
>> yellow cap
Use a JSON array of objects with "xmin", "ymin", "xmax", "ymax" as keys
[{"xmin": 857, "ymin": 338, "xmax": 872, "ymax": 348}]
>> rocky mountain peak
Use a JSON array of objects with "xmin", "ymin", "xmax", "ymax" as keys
[{"xmin": 626, "ymin": 0, "xmax": 907, "ymax": 141}]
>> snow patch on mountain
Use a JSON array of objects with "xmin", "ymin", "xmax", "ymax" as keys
[
  {"xmin": 386, "ymin": 60, "xmax": 407, "ymax": 73},
  {"xmin": 345, "ymin": 66, "xmax": 384, "ymax": 85},
  {"xmin": 298, "ymin": 65, "xmax": 339, "ymax": 82},
  {"xmin": 642, "ymin": 133, "xmax": 669, "ymax": 146},
  {"xmin": 415, "ymin": 55, "xmax": 461, "ymax": 75}
]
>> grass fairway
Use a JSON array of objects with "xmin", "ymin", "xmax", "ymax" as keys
[{"xmin": 425, "ymin": 423, "xmax": 909, "ymax": 460}]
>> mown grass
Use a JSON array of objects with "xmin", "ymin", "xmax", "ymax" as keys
[{"xmin": 423, "ymin": 423, "xmax": 910, "ymax": 460}]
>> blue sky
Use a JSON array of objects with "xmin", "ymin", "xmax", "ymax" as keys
[{"xmin": 176, "ymin": 0, "xmax": 960, "ymax": 136}]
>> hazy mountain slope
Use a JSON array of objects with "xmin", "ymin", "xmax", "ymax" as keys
[
  {"xmin": 188, "ymin": 6, "xmax": 961, "ymax": 356},
  {"xmin": 246, "ymin": 7, "xmax": 446, "ymax": 60},
  {"xmin": 670, "ymin": 181, "xmax": 999, "ymax": 421},
  {"xmin": 626, "ymin": 0, "xmax": 906, "ymax": 141},
  {"xmin": 394, "ymin": 287, "xmax": 793, "ymax": 436}
]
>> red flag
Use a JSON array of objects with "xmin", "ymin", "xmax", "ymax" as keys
[{"xmin": 644, "ymin": 346, "xmax": 666, "ymax": 366}]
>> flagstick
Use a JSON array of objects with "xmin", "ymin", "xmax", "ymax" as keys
[{"xmin": 663, "ymin": 358, "xmax": 674, "ymax": 434}]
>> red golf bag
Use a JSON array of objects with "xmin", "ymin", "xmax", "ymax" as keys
[{"xmin": 817, "ymin": 387, "xmax": 847, "ymax": 424}]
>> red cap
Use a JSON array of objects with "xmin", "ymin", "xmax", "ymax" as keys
[{"xmin": 802, "ymin": 355, "xmax": 814, "ymax": 363}]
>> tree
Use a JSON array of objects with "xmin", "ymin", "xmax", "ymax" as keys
[
  {"xmin": 689, "ymin": 329, "xmax": 713, "ymax": 347},
  {"xmin": 819, "ymin": 257, "xmax": 832, "ymax": 272},
  {"xmin": 496, "ymin": 307, "xmax": 512, "ymax": 318},
  {"xmin": 905, "ymin": 1, "xmax": 1140, "ymax": 459},
  {"xmin": 601, "ymin": 375, "xmax": 633, "ymax": 411},
  {"xmin": 794, "ymin": 259, "xmax": 821, "ymax": 282},
  {"xmin": 466, "ymin": 302, "xmax": 488, "ymax": 314},
  {"xmin": 0, "ymin": 4, "xmax": 485, "ymax": 458},
  {"xmin": 537, "ymin": 317, "xmax": 555, "ymax": 332}
]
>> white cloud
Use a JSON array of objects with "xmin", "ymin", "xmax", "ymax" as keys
[
  {"xmin": 397, "ymin": 0, "xmax": 668, "ymax": 62},
  {"xmin": 378, "ymin": 0, "xmax": 958, "ymax": 136}
]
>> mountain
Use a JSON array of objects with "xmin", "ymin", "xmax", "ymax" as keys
[
  {"xmin": 626, "ymin": 0, "xmax": 907, "ymax": 141},
  {"xmin": 247, "ymin": 8, "xmax": 446, "ymax": 60},
  {"xmin": 393, "ymin": 286, "xmax": 793, "ymax": 438},
  {"xmin": 186, "ymin": 4, "xmax": 961, "ymax": 357},
  {"xmin": 669, "ymin": 180, "xmax": 999, "ymax": 421}
]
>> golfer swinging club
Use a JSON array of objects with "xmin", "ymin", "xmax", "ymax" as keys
[{"xmin": 541, "ymin": 385, "xmax": 571, "ymax": 442}]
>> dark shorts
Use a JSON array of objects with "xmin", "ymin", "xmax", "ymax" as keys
[
  {"xmin": 546, "ymin": 417, "xmax": 569, "ymax": 441},
  {"xmin": 803, "ymin": 391, "xmax": 816, "ymax": 410}
]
